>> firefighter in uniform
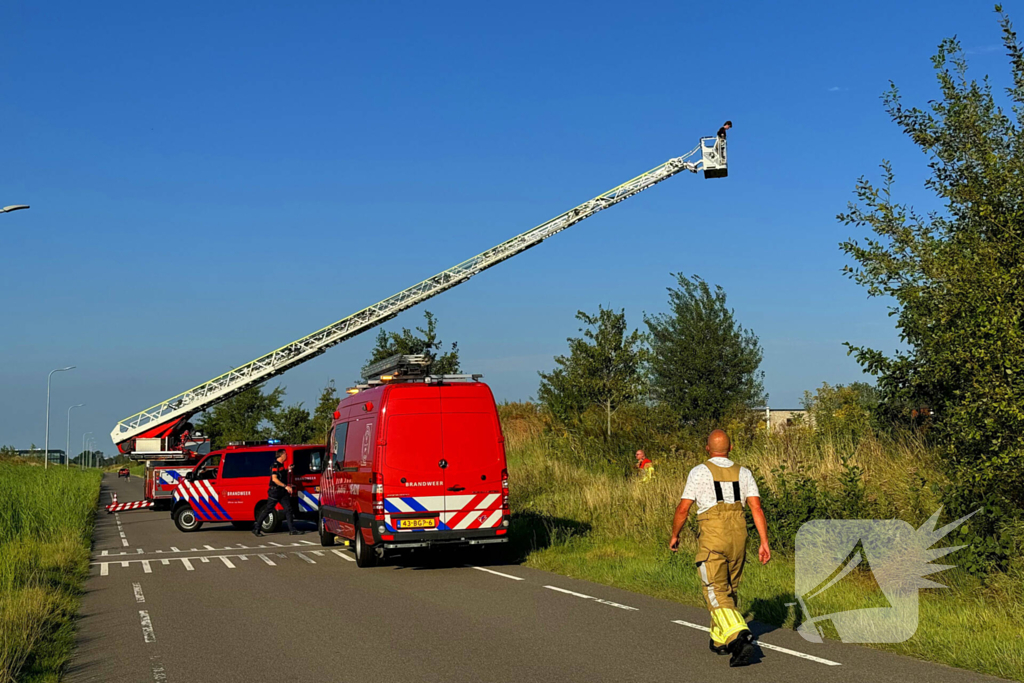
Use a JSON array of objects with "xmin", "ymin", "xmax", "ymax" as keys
[
  {"xmin": 669, "ymin": 430, "xmax": 771, "ymax": 667},
  {"xmin": 253, "ymin": 449, "xmax": 298, "ymax": 537}
]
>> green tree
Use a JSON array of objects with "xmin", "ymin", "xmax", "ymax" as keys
[
  {"xmin": 310, "ymin": 381, "xmax": 340, "ymax": 443},
  {"xmin": 645, "ymin": 273, "xmax": 766, "ymax": 427},
  {"xmin": 538, "ymin": 307, "xmax": 646, "ymax": 439},
  {"xmin": 802, "ymin": 382, "xmax": 879, "ymax": 442},
  {"xmin": 838, "ymin": 9, "xmax": 1024, "ymax": 513},
  {"xmin": 195, "ymin": 384, "xmax": 284, "ymax": 449},
  {"xmin": 366, "ymin": 311, "xmax": 460, "ymax": 374},
  {"xmin": 271, "ymin": 404, "xmax": 316, "ymax": 445}
]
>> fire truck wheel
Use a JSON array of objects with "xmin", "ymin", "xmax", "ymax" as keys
[
  {"xmin": 354, "ymin": 528, "xmax": 377, "ymax": 568},
  {"xmin": 318, "ymin": 513, "xmax": 335, "ymax": 547},
  {"xmin": 173, "ymin": 505, "xmax": 204, "ymax": 533}
]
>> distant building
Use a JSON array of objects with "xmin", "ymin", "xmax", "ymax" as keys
[
  {"xmin": 758, "ymin": 408, "xmax": 809, "ymax": 433},
  {"xmin": 17, "ymin": 449, "xmax": 67, "ymax": 464}
]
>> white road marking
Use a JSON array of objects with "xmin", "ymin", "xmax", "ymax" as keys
[
  {"xmin": 137, "ymin": 548, "xmax": 143, "ymax": 554},
  {"xmin": 669, "ymin": 621, "xmax": 842, "ymax": 666},
  {"xmin": 219, "ymin": 556, "xmax": 236, "ymax": 569},
  {"xmin": 200, "ymin": 557, "xmax": 210, "ymax": 563},
  {"xmin": 269, "ymin": 542, "xmax": 284, "ymax": 547},
  {"xmin": 120, "ymin": 533, "xmax": 129, "ymax": 547},
  {"xmin": 544, "ymin": 585, "xmax": 638, "ymax": 611},
  {"xmin": 101, "ymin": 550, "xmax": 108, "ymax": 556},
  {"xmin": 121, "ymin": 561, "xmax": 129, "ymax": 568},
  {"xmin": 142, "ymin": 560, "xmax": 152, "ymax": 574},
  {"xmin": 299, "ymin": 540, "xmax": 316, "ymax": 545},
  {"xmin": 297, "ymin": 553, "xmax": 316, "ymax": 564},
  {"xmin": 331, "ymin": 549, "xmax": 355, "ymax": 562},
  {"xmin": 161, "ymin": 559, "xmax": 169, "ymax": 565},
  {"xmin": 258, "ymin": 554, "xmax": 276, "ymax": 566},
  {"xmin": 139, "ymin": 610, "xmax": 156, "ymax": 643},
  {"xmin": 469, "ymin": 566, "xmax": 525, "ymax": 581},
  {"xmin": 181, "ymin": 558, "xmax": 194, "ymax": 571},
  {"xmin": 100, "ymin": 563, "xmax": 109, "ymax": 576},
  {"xmin": 133, "ymin": 582, "xmax": 146, "ymax": 603},
  {"xmin": 204, "ymin": 545, "xmax": 215, "ymax": 550},
  {"xmin": 312, "ymin": 550, "xmax": 325, "ymax": 556},
  {"xmin": 170, "ymin": 547, "xmax": 179, "ymax": 553}
]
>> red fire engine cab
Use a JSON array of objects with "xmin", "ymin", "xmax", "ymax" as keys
[
  {"xmin": 318, "ymin": 355, "xmax": 510, "ymax": 567},
  {"xmin": 170, "ymin": 441, "xmax": 325, "ymax": 533}
]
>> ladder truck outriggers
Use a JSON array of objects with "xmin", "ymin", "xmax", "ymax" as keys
[{"xmin": 107, "ymin": 130, "xmax": 729, "ymax": 513}]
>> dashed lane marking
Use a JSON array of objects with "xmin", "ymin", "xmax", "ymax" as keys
[
  {"xmin": 670, "ymin": 620, "xmax": 842, "ymax": 666},
  {"xmin": 133, "ymin": 582, "xmax": 145, "ymax": 603},
  {"xmin": 258, "ymin": 554, "xmax": 276, "ymax": 566},
  {"xmin": 219, "ymin": 556, "xmax": 236, "ymax": 569},
  {"xmin": 544, "ymin": 585, "xmax": 639, "ymax": 611},
  {"xmin": 297, "ymin": 552, "xmax": 316, "ymax": 564},
  {"xmin": 469, "ymin": 566, "xmax": 525, "ymax": 581},
  {"xmin": 331, "ymin": 549, "xmax": 355, "ymax": 562},
  {"xmin": 138, "ymin": 610, "xmax": 156, "ymax": 643},
  {"xmin": 91, "ymin": 541, "xmax": 316, "ymax": 560},
  {"xmin": 181, "ymin": 558, "xmax": 195, "ymax": 571},
  {"xmin": 91, "ymin": 548, "xmax": 354, "ymax": 575},
  {"xmin": 100, "ymin": 563, "xmax": 109, "ymax": 576},
  {"xmin": 142, "ymin": 560, "xmax": 152, "ymax": 574}
]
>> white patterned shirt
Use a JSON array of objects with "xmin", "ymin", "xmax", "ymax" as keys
[{"xmin": 680, "ymin": 457, "xmax": 760, "ymax": 515}]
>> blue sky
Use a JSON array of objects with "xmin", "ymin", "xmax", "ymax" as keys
[{"xmin": 0, "ymin": 1, "xmax": 1014, "ymax": 452}]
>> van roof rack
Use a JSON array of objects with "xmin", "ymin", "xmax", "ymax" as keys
[{"xmin": 360, "ymin": 354, "xmax": 431, "ymax": 381}]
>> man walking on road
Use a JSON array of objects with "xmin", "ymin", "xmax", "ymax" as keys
[
  {"xmin": 669, "ymin": 429, "xmax": 771, "ymax": 667},
  {"xmin": 253, "ymin": 449, "xmax": 298, "ymax": 537}
]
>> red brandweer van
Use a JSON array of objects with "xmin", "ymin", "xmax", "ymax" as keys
[
  {"xmin": 318, "ymin": 364, "xmax": 510, "ymax": 567},
  {"xmin": 171, "ymin": 442, "xmax": 325, "ymax": 533}
]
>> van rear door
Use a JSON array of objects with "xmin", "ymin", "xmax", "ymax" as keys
[
  {"xmin": 381, "ymin": 386, "xmax": 447, "ymax": 533},
  {"xmin": 439, "ymin": 386, "xmax": 505, "ymax": 531}
]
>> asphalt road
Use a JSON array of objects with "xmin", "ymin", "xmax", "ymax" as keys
[{"xmin": 67, "ymin": 474, "xmax": 1006, "ymax": 683}]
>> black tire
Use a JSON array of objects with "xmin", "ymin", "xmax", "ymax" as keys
[
  {"xmin": 173, "ymin": 505, "xmax": 203, "ymax": 533},
  {"xmin": 354, "ymin": 528, "xmax": 377, "ymax": 568},
  {"xmin": 257, "ymin": 504, "xmax": 281, "ymax": 533},
  {"xmin": 231, "ymin": 521, "xmax": 251, "ymax": 530},
  {"xmin": 318, "ymin": 513, "xmax": 335, "ymax": 547}
]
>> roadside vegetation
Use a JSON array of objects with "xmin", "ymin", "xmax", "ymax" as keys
[
  {"xmin": 499, "ymin": 403, "xmax": 1024, "ymax": 680},
  {"xmin": 0, "ymin": 452, "xmax": 101, "ymax": 683}
]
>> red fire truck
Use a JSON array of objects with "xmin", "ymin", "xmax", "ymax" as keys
[
  {"xmin": 317, "ymin": 355, "xmax": 510, "ymax": 567},
  {"xmin": 171, "ymin": 442, "xmax": 325, "ymax": 533}
]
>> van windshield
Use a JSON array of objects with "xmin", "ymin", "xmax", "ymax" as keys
[{"xmin": 292, "ymin": 447, "xmax": 325, "ymax": 475}]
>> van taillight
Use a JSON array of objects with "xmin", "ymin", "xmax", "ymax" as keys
[
  {"xmin": 372, "ymin": 472, "xmax": 384, "ymax": 517},
  {"xmin": 500, "ymin": 468, "xmax": 509, "ymax": 513}
]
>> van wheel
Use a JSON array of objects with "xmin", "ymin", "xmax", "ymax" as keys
[
  {"xmin": 318, "ymin": 513, "xmax": 335, "ymax": 547},
  {"xmin": 174, "ymin": 505, "xmax": 203, "ymax": 532},
  {"xmin": 258, "ymin": 504, "xmax": 281, "ymax": 533},
  {"xmin": 354, "ymin": 529, "xmax": 377, "ymax": 568}
]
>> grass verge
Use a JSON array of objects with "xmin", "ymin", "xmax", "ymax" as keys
[
  {"xmin": 0, "ymin": 458, "xmax": 101, "ymax": 683},
  {"xmin": 505, "ymin": 434, "xmax": 1024, "ymax": 681}
]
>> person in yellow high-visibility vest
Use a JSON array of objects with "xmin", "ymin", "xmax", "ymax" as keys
[
  {"xmin": 669, "ymin": 430, "xmax": 771, "ymax": 667},
  {"xmin": 635, "ymin": 449, "xmax": 655, "ymax": 483}
]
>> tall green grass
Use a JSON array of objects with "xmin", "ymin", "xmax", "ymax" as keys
[
  {"xmin": 501, "ymin": 407, "xmax": 1024, "ymax": 681},
  {"xmin": 0, "ymin": 459, "xmax": 101, "ymax": 683}
]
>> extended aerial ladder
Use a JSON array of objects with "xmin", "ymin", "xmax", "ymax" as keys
[{"xmin": 111, "ymin": 132, "xmax": 729, "ymax": 456}]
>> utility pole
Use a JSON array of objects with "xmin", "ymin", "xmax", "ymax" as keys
[
  {"xmin": 45, "ymin": 366, "xmax": 75, "ymax": 469},
  {"xmin": 67, "ymin": 404, "xmax": 84, "ymax": 468}
]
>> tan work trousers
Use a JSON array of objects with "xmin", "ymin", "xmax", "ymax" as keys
[{"xmin": 694, "ymin": 463, "xmax": 748, "ymax": 645}]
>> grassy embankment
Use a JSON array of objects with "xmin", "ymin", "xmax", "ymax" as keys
[
  {"xmin": 0, "ymin": 457, "xmax": 101, "ymax": 683},
  {"xmin": 499, "ymin": 404, "xmax": 1024, "ymax": 681}
]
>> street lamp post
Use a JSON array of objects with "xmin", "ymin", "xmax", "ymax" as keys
[
  {"xmin": 0, "ymin": 204, "xmax": 30, "ymax": 214},
  {"xmin": 83, "ymin": 432, "xmax": 93, "ymax": 468},
  {"xmin": 45, "ymin": 366, "xmax": 75, "ymax": 469},
  {"xmin": 66, "ymin": 404, "xmax": 84, "ymax": 469}
]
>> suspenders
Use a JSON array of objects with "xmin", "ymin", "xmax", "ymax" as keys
[{"xmin": 712, "ymin": 479, "xmax": 742, "ymax": 504}]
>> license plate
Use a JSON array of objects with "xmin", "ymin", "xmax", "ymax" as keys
[{"xmin": 396, "ymin": 517, "xmax": 437, "ymax": 529}]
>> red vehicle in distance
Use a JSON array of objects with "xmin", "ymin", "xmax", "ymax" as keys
[
  {"xmin": 171, "ymin": 441, "xmax": 325, "ymax": 533},
  {"xmin": 318, "ymin": 355, "xmax": 510, "ymax": 567}
]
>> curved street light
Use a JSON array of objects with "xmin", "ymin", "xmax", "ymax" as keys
[
  {"xmin": 44, "ymin": 366, "xmax": 75, "ymax": 469},
  {"xmin": 1, "ymin": 205, "xmax": 30, "ymax": 214},
  {"xmin": 67, "ymin": 404, "xmax": 84, "ymax": 469}
]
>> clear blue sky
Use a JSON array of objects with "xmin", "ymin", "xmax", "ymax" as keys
[{"xmin": 0, "ymin": 1, "xmax": 1014, "ymax": 452}]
